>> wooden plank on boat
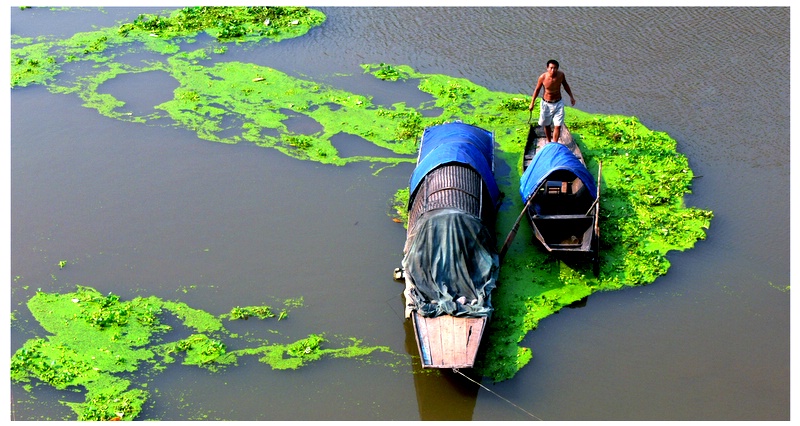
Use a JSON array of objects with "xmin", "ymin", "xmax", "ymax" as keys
[
  {"xmin": 426, "ymin": 315, "xmax": 443, "ymax": 366},
  {"xmin": 464, "ymin": 317, "xmax": 486, "ymax": 364},
  {"xmin": 453, "ymin": 317, "xmax": 468, "ymax": 366},
  {"xmin": 442, "ymin": 315, "xmax": 457, "ymax": 365},
  {"xmin": 526, "ymin": 124, "xmax": 584, "ymax": 167},
  {"xmin": 413, "ymin": 313, "xmax": 432, "ymax": 366},
  {"xmin": 412, "ymin": 312, "xmax": 487, "ymax": 369}
]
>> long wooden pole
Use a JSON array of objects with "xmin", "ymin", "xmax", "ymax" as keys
[
  {"xmin": 500, "ymin": 113, "xmax": 536, "ymax": 262},
  {"xmin": 500, "ymin": 110, "xmax": 536, "ymax": 263},
  {"xmin": 499, "ymin": 195, "xmax": 534, "ymax": 262}
]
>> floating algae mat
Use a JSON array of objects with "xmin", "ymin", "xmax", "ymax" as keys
[
  {"xmin": 11, "ymin": 5, "xmax": 713, "ymax": 412},
  {"xmin": 11, "ymin": 285, "xmax": 400, "ymax": 420}
]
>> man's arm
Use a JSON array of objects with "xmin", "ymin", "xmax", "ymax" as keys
[
  {"xmin": 562, "ymin": 77, "xmax": 576, "ymax": 106},
  {"xmin": 529, "ymin": 75, "xmax": 544, "ymax": 111}
]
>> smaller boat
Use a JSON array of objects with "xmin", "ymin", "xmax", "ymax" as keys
[
  {"xmin": 398, "ymin": 121, "xmax": 501, "ymax": 369},
  {"xmin": 519, "ymin": 124, "xmax": 601, "ymax": 271}
]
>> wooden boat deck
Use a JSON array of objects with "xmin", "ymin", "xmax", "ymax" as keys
[
  {"xmin": 412, "ymin": 312, "xmax": 486, "ymax": 369},
  {"xmin": 523, "ymin": 124, "xmax": 585, "ymax": 170}
]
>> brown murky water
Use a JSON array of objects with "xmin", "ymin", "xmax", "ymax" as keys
[{"xmin": 9, "ymin": 7, "xmax": 789, "ymax": 420}]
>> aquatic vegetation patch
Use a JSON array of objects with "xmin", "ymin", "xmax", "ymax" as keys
[
  {"xmin": 11, "ymin": 6, "xmax": 325, "ymax": 89},
  {"xmin": 10, "ymin": 39, "xmax": 60, "ymax": 87},
  {"xmin": 155, "ymin": 302, "xmax": 220, "ymax": 337},
  {"xmin": 117, "ymin": 6, "xmax": 326, "ymax": 42},
  {"xmin": 390, "ymin": 188, "xmax": 411, "ymax": 226},
  {"xmin": 157, "ymin": 333, "xmax": 233, "ymax": 371},
  {"xmin": 362, "ymin": 62, "xmax": 413, "ymax": 82},
  {"xmin": 12, "ymin": 10, "xmax": 509, "ymax": 167},
  {"xmin": 66, "ymin": 384, "xmax": 148, "ymax": 422},
  {"xmin": 11, "ymin": 285, "xmax": 405, "ymax": 420},
  {"xmin": 223, "ymin": 305, "xmax": 289, "ymax": 321}
]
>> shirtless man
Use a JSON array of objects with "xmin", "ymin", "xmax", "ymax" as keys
[{"xmin": 528, "ymin": 59, "xmax": 576, "ymax": 143}]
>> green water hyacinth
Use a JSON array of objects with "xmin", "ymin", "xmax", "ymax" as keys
[{"xmin": 11, "ymin": 286, "xmax": 402, "ymax": 420}]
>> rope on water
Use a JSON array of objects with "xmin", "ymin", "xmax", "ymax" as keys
[{"xmin": 452, "ymin": 368, "xmax": 543, "ymax": 421}]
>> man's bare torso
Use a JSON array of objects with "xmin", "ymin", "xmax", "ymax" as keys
[{"xmin": 539, "ymin": 69, "xmax": 565, "ymax": 102}]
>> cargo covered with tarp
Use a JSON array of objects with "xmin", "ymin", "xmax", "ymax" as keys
[{"xmin": 403, "ymin": 208, "xmax": 498, "ymax": 317}]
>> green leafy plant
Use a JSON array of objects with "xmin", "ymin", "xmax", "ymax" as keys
[{"xmin": 227, "ymin": 305, "xmax": 276, "ymax": 320}]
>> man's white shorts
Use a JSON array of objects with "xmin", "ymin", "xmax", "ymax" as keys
[{"xmin": 538, "ymin": 99, "xmax": 565, "ymax": 127}]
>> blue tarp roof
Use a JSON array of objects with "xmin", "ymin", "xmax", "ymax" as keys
[
  {"xmin": 409, "ymin": 122, "xmax": 500, "ymax": 208},
  {"xmin": 519, "ymin": 142, "xmax": 597, "ymax": 203}
]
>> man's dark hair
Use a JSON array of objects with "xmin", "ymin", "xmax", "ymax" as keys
[{"xmin": 547, "ymin": 59, "xmax": 560, "ymax": 69}]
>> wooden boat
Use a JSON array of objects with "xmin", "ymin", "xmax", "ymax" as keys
[
  {"xmin": 520, "ymin": 124, "xmax": 601, "ymax": 271},
  {"xmin": 397, "ymin": 121, "xmax": 501, "ymax": 369}
]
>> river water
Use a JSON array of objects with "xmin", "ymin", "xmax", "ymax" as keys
[{"xmin": 9, "ymin": 7, "xmax": 790, "ymax": 421}]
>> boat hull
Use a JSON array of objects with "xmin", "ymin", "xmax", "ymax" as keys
[
  {"xmin": 412, "ymin": 312, "xmax": 487, "ymax": 369},
  {"xmin": 521, "ymin": 124, "xmax": 601, "ymax": 267},
  {"xmin": 401, "ymin": 121, "xmax": 500, "ymax": 369}
]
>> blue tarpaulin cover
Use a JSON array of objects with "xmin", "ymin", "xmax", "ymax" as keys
[
  {"xmin": 519, "ymin": 142, "xmax": 597, "ymax": 206},
  {"xmin": 408, "ymin": 122, "xmax": 500, "ymax": 209}
]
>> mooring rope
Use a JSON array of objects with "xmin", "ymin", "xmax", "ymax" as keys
[{"xmin": 452, "ymin": 368, "xmax": 543, "ymax": 421}]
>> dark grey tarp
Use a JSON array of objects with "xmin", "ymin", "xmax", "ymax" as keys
[{"xmin": 402, "ymin": 208, "xmax": 499, "ymax": 318}]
